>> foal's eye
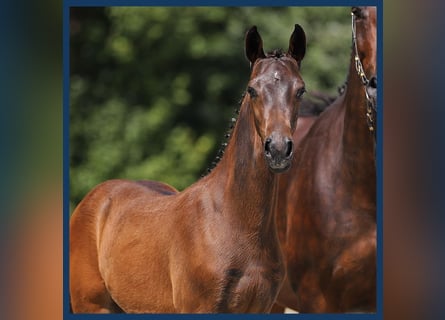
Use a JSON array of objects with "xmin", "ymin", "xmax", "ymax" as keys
[
  {"xmin": 247, "ymin": 86, "xmax": 258, "ymax": 98},
  {"xmin": 296, "ymin": 87, "xmax": 306, "ymax": 99},
  {"xmin": 351, "ymin": 7, "xmax": 364, "ymax": 19}
]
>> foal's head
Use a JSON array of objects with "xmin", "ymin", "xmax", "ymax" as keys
[
  {"xmin": 352, "ymin": 6, "xmax": 377, "ymax": 98},
  {"xmin": 244, "ymin": 25, "xmax": 306, "ymax": 173}
]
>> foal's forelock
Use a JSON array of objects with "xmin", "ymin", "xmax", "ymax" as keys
[{"xmin": 266, "ymin": 49, "xmax": 285, "ymax": 59}]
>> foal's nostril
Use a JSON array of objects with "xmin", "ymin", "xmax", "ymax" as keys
[
  {"xmin": 285, "ymin": 140, "xmax": 293, "ymax": 158},
  {"xmin": 369, "ymin": 76, "xmax": 377, "ymax": 88},
  {"xmin": 264, "ymin": 137, "xmax": 272, "ymax": 155}
]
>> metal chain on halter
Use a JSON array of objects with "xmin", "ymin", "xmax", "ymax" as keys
[{"xmin": 351, "ymin": 11, "xmax": 376, "ymax": 134}]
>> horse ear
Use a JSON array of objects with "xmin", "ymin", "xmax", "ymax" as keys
[
  {"xmin": 245, "ymin": 26, "xmax": 266, "ymax": 66},
  {"xmin": 288, "ymin": 24, "xmax": 306, "ymax": 66}
]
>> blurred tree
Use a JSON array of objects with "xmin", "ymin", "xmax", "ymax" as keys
[{"xmin": 70, "ymin": 7, "xmax": 351, "ymax": 210}]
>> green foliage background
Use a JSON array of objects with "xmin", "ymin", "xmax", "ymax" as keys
[{"xmin": 70, "ymin": 7, "xmax": 351, "ymax": 211}]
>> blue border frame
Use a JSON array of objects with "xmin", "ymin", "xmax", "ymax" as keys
[
  {"xmin": 63, "ymin": 1, "xmax": 383, "ymax": 319},
  {"xmin": 375, "ymin": 3, "xmax": 383, "ymax": 318},
  {"xmin": 66, "ymin": 0, "xmax": 376, "ymax": 6},
  {"xmin": 63, "ymin": 1, "xmax": 71, "ymax": 318}
]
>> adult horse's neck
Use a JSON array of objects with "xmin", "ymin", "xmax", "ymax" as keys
[
  {"xmin": 338, "ymin": 49, "xmax": 376, "ymax": 212},
  {"xmin": 208, "ymin": 99, "xmax": 278, "ymax": 234},
  {"xmin": 342, "ymin": 51, "xmax": 375, "ymax": 156}
]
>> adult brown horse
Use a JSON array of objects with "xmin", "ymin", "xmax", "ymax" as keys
[
  {"xmin": 274, "ymin": 6, "xmax": 377, "ymax": 313},
  {"xmin": 271, "ymin": 92, "xmax": 335, "ymax": 313},
  {"xmin": 70, "ymin": 24, "xmax": 307, "ymax": 313}
]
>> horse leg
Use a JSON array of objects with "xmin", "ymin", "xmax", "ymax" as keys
[
  {"xmin": 270, "ymin": 303, "xmax": 285, "ymax": 313},
  {"xmin": 294, "ymin": 272, "xmax": 327, "ymax": 313},
  {"xmin": 274, "ymin": 275, "xmax": 300, "ymax": 312},
  {"xmin": 70, "ymin": 205, "xmax": 123, "ymax": 313},
  {"xmin": 69, "ymin": 257, "xmax": 123, "ymax": 313}
]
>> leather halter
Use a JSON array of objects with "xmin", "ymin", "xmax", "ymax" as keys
[{"xmin": 351, "ymin": 10, "xmax": 377, "ymax": 135}]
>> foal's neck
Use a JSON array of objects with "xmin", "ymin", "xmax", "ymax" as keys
[{"xmin": 210, "ymin": 102, "xmax": 278, "ymax": 233}]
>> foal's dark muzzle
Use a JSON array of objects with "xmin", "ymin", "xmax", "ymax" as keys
[{"xmin": 264, "ymin": 135, "xmax": 294, "ymax": 173}]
